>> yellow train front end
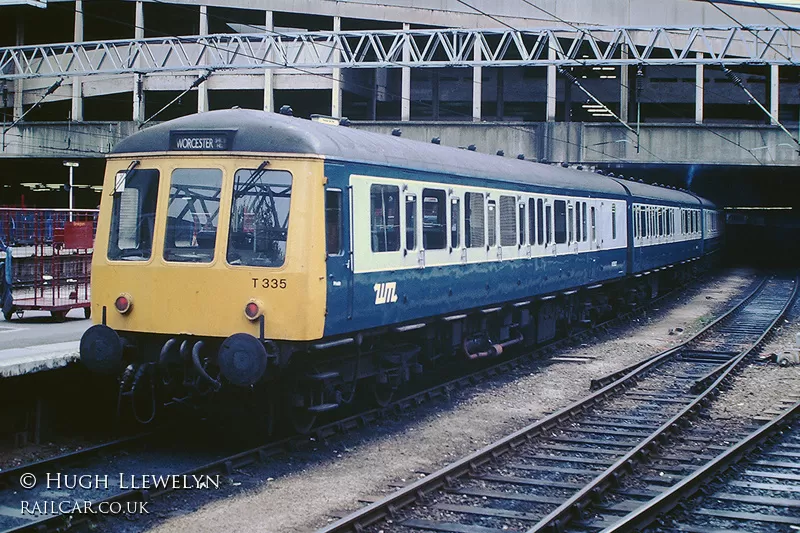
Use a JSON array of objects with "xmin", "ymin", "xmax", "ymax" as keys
[{"xmin": 80, "ymin": 151, "xmax": 327, "ymax": 422}]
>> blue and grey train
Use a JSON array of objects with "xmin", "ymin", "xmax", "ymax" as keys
[{"xmin": 79, "ymin": 109, "xmax": 723, "ymax": 431}]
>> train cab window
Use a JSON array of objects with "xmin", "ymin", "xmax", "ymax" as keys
[
  {"xmin": 537, "ymin": 199, "xmax": 545, "ymax": 245},
  {"xmin": 369, "ymin": 184, "xmax": 400, "ymax": 253},
  {"xmin": 163, "ymin": 168, "xmax": 222, "ymax": 263},
  {"xmin": 108, "ymin": 168, "xmax": 160, "ymax": 261},
  {"xmin": 450, "ymin": 197, "xmax": 461, "ymax": 248},
  {"xmin": 228, "ymin": 169, "xmax": 293, "ymax": 266},
  {"xmin": 554, "ymin": 200, "xmax": 567, "ymax": 244},
  {"xmin": 499, "ymin": 196, "xmax": 517, "ymax": 246},
  {"xmin": 590, "ymin": 206, "xmax": 596, "ymax": 242},
  {"xmin": 465, "ymin": 192, "xmax": 485, "ymax": 248},
  {"xmin": 405, "ymin": 193, "xmax": 417, "ymax": 251},
  {"xmin": 519, "ymin": 202, "xmax": 526, "ymax": 245},
  {"xmin": 487, "ymin": 200, "xmax": 497, "ymax": 247},
  {"xmin": 611, "ymin": 204, "xmax": 617, "ymax": 240},
  {"xmin": 582, "ymin": 202, "xmax": 588, "ymax": 242},
  {"xmin": 325, "ymin": 190, "xmax": 342, "ymax": 256},
  {"xmin": 545, "ymin": 204, "xmax": 553, "ymax": 245},
  {"xmin": 422, "ymin": 188, "xmax": 446, "ymax": 250}
]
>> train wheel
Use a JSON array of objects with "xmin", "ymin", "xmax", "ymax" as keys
[
  {"xmin": 51, "ymin": 310, "xmax": 68, "ymax": 322},
  {"xmin": 287, "ymin": 383, "xmax": 317, "ymax": 435},
  {"xmin": 289, "ymin": 407, "xmax": 317, "ymax": 435},
  {"xmin": 371, "ymin": 379, "xmax": 395, "ymax": 408}
]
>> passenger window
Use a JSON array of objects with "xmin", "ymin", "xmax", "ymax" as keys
[
  {"xmin": 554, "ymin": 200, "xmax": 567, "ymax": 244},
  {"xmin": 582, "ymin": 202, "xmax": 588, "ymax": 242},
  {"xmin": 325, "ymin": 189, "xmax": 342, "ymax": 255},
  {"xmin": 529, "ymin": 198, "xmax": 536, "ymax": 245},
  {"xmin": 370, "ymin": 184, "xmax": 400, "ymax": 253},
  {"xmin": 108, "ymin": 168, "xmax": 160, "ymax": 261},
  {"xmin": 519, "ymin": 203, "xmax": 526, "ymax": 245},
  {"xmin": 164, "ymin": 168, "xmax": 223, "ymax": 264},
  {"xmin": 487, "ymin": 200, "xmax": 497, "ymax": 247},
  {"xmin": 537, "ymin": 198, "xmax": 544, "ymax": 245},
  {"xmin": 465, "ymin": 192, "xmax": 485, "ymax": 248},
  {"xmin": 422, "ymin": 188, "xmax": 446, "ymax": 250},
  {"xmin": 590, "ymin": 206, "xmax": 596, "ymax": 242},
  {"xmin": 642, "ymin": 208, "xmax": 647, "ymax": 238},
  {"xmin": 450, "ymin": 197, "xmax": 460, "ymax": 248},
  {"xmin": 575, "ymin": 202, "xmax": 582, "ymax": 242},
  {"xmin": 611, "ymin": 203, "xmax": 617, "ymax": 240},
  {"xmin": 567, "ymin": 203, "xmax": 574, "ymax": 244},
  {"xmin": 658, "ymin": 208, "xmax": 664, "ymax": 236},
  {"xmin": 545, "ymin": 204, "xmax": 553, "ymax": 245},
  {"xmin": 405, "ymin": 193, "xmax": 417, "ymax": 251},
  {"xmin": 228, "ymin": 168, "xmax": 292, "ymax": 267},
  {"xmin": 499, "ymin": 196, "xmax": 516, "ymax": 247}
]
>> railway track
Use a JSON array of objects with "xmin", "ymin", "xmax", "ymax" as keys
[
  {"xmin": 316, "ymin": 274, "xmax": 798, "ymax": 533},
  {"xmin": 604, "ymin": 398, "xmax": 800, "ymax": 533},
  {"xmin": 0, "ymin": 272, "xmax": 764, "ymax": 533}
]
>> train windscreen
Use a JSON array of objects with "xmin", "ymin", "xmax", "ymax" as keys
[
  {"xmin": 163, "ymin": 168, "xmax": 223, "ymax": 263},
  {"xmin": 227, "ymin": 169, "xmax": 293, "ymax": 267},
  {"xmin": 107, "ymin": 168, "xmax": 160, "ymax": 261}
]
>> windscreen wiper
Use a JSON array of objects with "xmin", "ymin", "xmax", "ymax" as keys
[{"xmin": 111, "ymin": 160, "xmax": 141, "ymax": 196}]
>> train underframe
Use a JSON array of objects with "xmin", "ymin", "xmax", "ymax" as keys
[{"xmin": 99, "ymin": 261, "xmax": 704, "ymax": 434}]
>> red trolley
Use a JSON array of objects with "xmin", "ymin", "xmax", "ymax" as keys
[{"xmin": 0, "ymin": 208, "xmax": 98, "ymax": 321}]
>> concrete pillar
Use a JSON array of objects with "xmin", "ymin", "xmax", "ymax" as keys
[
  {"xmin": 331, "ymin": 16, "xmax": 342, "ymax": 117},
  {"xmin": 770, "ymin": 64, "xmax": 779, "ymax": 125},
  {"xmin": 263, "ymin": 10, "xmax": 274, "ymax": 112},
  {"xmin": 197, "ymin": 5, "xmax": 209, "ymax": 113},
  {"xmin": 546, "ymin": 38, "xmax": 557, "ymax": 122},
  {"xmin": 619, "ymin": 45, "xmax": 629, "ymax": 123},
  {"xmin": 695, "ymin": 52, "xmax": 704, "ymax": 125},
  {"xmin": 13, "ymin": 17, "xmax": 24, "ymax": 121},
  {"xmin": 133, "ymin": 1, "xmax": 145, "ymax": 122},
  {"xmin": 472, "ymin": 41, "xmax": 482, "ymax": 122},
  {"xmin": 71, "ymin": 0, "xmax": 84, "ymax": 122},
  {"xmin": 401, "ymin": 23, "xmax": 411, "ymax": 121}
]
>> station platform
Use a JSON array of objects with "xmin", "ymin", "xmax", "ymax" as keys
[
  {"xmin": 0, "ymin": 341, "xmax": 79, "ymax": 378},
  {"xmin": 0, "ymin": 310, "xmax": 88, "ymax": 378}
]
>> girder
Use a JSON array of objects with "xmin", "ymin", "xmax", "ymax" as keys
[{"xmin": 0, "ymin": 25, "xmax": 799, "ymax": 80}]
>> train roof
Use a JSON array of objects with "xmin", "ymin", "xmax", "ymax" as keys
[
  {"xmin": 608, "ymin": 177, "xmax": 706, "ymax": 207},
  {"xmin": 113, "ymin": 109, "xmax": 708, "ymax": 206}
]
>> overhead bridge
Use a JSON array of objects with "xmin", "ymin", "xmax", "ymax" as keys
[{"xmin": 1, "ymin": 25, "xmax": 799, "ymax": 80}]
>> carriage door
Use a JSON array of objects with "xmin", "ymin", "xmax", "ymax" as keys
[{"xmin": 325, "ymin": 187, "xmax": 353, "ymax": 319}]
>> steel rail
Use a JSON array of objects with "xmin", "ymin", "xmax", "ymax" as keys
[
  {"xmin": 599, "ymin": 399, "xmax": 800, "ymax": 533},
  {"xmin": 314, "ymin": 274, "xmax": 796, "ymax": 533},
  {"xmin": 0, "ymin": 272, "xmax": 718, "ymax": 533},
  {"xmin": 0, "ymin": 432, "xmax": 154, "ymax": 486},
  {"xmin": 526, "ymin": 274, "xmax": 798, "ymax": 533},
  {"xmin": 589, "ymin": 274, "xmax": 767, "ymax": 391}
]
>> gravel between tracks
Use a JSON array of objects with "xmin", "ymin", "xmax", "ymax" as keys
[{"xmin": 126, "ymin": 269, "xmax": 764, "ymax": 533}]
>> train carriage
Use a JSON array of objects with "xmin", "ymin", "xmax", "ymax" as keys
[{"xmin": 79, "ymin": 109, "xmax": 721, "ymax": 431}]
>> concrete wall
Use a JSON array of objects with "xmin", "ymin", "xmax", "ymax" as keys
[
  {"xmin": 0, "ymin": 122, "xmax": 138, "ymax": 159},
  {"xmin": 2, "ymin": 120, "xmax": 797, "ymax": 166}
]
